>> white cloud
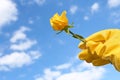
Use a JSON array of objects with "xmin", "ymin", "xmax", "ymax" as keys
[
  {"xmin": 54, "ymin": 63, "xmax": 72, "ymax": 70},
  {"xmin": 20, "ymin": 0, "xmax": 33, "ymax": 5},
  {"xmin": 0, "ymin": 52, "xmax": 31, "ymax": 69},
  {"xmin": 110, "ymin": 11, "xmax": 120, "ymax": 24},
  {"xmin": 28, "ymin": 20, "xmax": 34, "ymax": 24},
  {"xmin": 35, "ymin": 68, "xmax": 61, "ymax": 80},
  {"xmin": 57, "ymin": 39, "xmax": 65, "ymax": 45},
  {"xmin": 84, "ymin": 16, "xmax": 89, "ymax": 21},
  {"xmin": 91, "ymin": 3, "xmax": 99, "ymax": 14},
  {"xmin": 70, "ymin": 61, "xmax": 94, "ymax": 72},
  {"xmin": 0, "ymin": 52, "xmax": 41, "ymax": 71},
  {"xmin": 0, "ymin": 26, "xmax": 41, "ymax": 71},
  {"xmin": 58, "ymin": 2, "xmax": 63, "ymax": 7},
  {"xmin": 10, "ymin": 26, "xmax": 37, "ymax": 51},
  {"xmin": 29, "ymin": 50, "xmax": 41, "ymax": 59},
  {"xmin": 0, "ymin": 0, "xmax": 18, "ymax": 28},
  {"xmin": 56, "ymin": 68, "xmax": 104, "ymax": 80},
  {"xmin": 0, "ymin": 66, "xmax": 9, "ymax": 71},
  {"xmin": 44, "ymin": 68, "xmax": 61, "ymax": 80},
  {"xmin": 34, "ymin": 0, "xmax": 45, "ymax": 5},
  {"xmin": 108, "ymin": 0, "xmax": 120, "ymax": 8},
  {"xmin": 10, "ymin": 39, "xmax": 37, "ymax": 51},
  {"xmin": 35, "ymin": 61, "xmax": 106, "ymax": 80},
  {"xmin": 70, "ymin": 5, "xmax": 78, "ymax": 14},
  {"xmin": 10, "ymin": 26, "xmax": 30, "ymax": 43},
  {"xmin": 20, "ymin": 0, "xmax": 45, "ymax": 6}
]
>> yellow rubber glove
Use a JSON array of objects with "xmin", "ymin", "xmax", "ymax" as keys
[{"xmin": 78, "ymin": 29, "xmax": 120, "ymax": 72}]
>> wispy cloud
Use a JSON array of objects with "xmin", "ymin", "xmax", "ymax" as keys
[
  {"xmin": 69, "ymin": 5, "xmax": 78, "ymax": 14},
  {"xmin": 0, "ymin": 51, "xmax": 41, "ymax": 71},
  {"xmin": 110, "ymin": 11, "xmax": 120, "ymax": 24},
  {"xmin": 10, "ymin": 26, "xmax": 30, "ymax": 43},
  {"xmin": 57, "ymin": 39, "xmax": 65, "ymax": 45},
  {"xmin": 0, "ymin": 52, "xmax": 32, "ymax": 69},
  {"xmin": 56, "ymin": 62, "xmax": 105, "ymax": 80},
  {"xmin": 108, "ymin": 0, "xmax": 120, "ymax": 8},
  {"xmin": 0, "ymin": 26, "xmax": 41, "ymax": 71},
  {"xmin": 10, "ymin": 27, "xmax": 37, "ymax": 51},
  {"xmin": 10, "ymin": 39, "xmax": 37, "ymax": 51},
  {"xmin": 84, "ymin": 16, "xmax": 89, "ymax": 21},
  {"xmin": 0, "ymin": 0, "xmax": 18, "ymax": 28},
  {"xmin": 35, "ymin": 68, "xmax": 61, "ymax": 80},
  {"xmin": 34, "ymin": 0, "xmax": 45, "ymax": 5},
  {"xmin": 29, "ymin": 51, "xmax": 41, "ymax": 59},
  {"xmin": 20, "ymin": 0, "xmax": 45, "ymax": 6},
  {"xmin": 54, "ymin": 63, "xmax": 72, "ymax": 70},
  {"xmin": 91, "ymin": 2, "xmax": 99, "ymax": 14},
  {"xmin": 28, "ymin": 19, "xmax": 34, "ymax": 24},
  {"xmin": 35, "ymin": 60, "xmax": 106, "ymax": 80},
  {"xmin": 57, "ymin": 2, "xmax": 63, "ymax": 7}
]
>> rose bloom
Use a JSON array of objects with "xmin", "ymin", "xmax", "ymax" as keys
[{"xmin": 50, "ymin": 11, "xmax": 68, "ymax": 31}]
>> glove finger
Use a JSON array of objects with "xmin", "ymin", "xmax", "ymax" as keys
[
  {"xmin": 114, "ymin": 55, "xmax": 120, "ymax": 72},
  {"xmin": 78, "ymin": 48, "xmax": 99, "ymax": 63},
  {"xmin": 86, "ymin": 29, "xmax": 111, "ymax": 42},
  {"xmin": 92, "ymin": 58, "xmax": 110, "ymax": 66}
]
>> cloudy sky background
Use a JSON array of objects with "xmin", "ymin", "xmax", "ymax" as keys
[{"xmin": 0, "ymin": 0, "xmax": 120, "ymax": 80}]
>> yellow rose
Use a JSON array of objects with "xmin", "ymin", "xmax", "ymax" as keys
[
  {"xmin": 50, "ymin": 11, "xmax": 68, "ymax": 31},
  {"xmin": 78, "ymin": 29, "xmax": 120, "ymax": 72}
]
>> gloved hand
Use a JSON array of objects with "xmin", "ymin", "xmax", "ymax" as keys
[{"xmin": 78, "ymin": 29, "xmax": 120, "ymax": 72}]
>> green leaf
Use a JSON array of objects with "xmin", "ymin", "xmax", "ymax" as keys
[
  {"xmin": 64, "ymin": 28, "xmax": 70, "ymax": 34},
  {"xmin": 68, "ymin": 25, "xmax": 73, "ymax": 28}
]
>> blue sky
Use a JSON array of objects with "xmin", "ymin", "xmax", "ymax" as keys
[{"xmin": 0, "ymin": 0, "xmax": 120, "ymax": 80}]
